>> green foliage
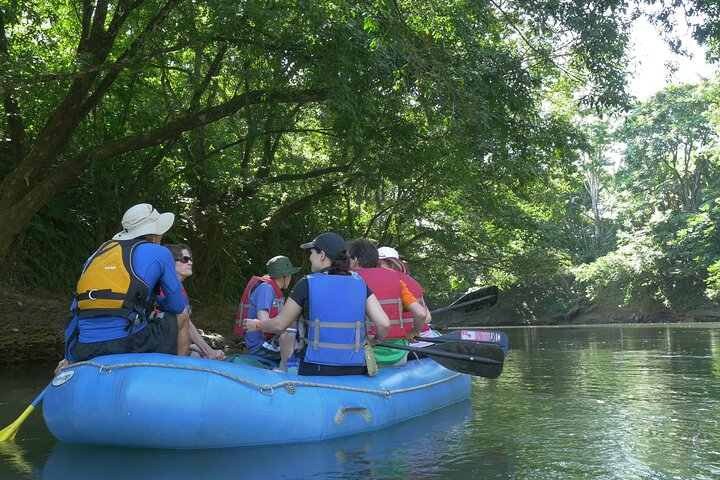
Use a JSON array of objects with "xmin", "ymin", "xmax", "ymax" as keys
[
  {"xmin": 574, "ymin": 80, "xmax": 720, "ymax": 311},
  {"xmin": 1, "ymin": 0, "xmax": 720, "ymax": 323},
  {"xmin": 574, "ymin": 229, "xmax": 663, "ymax": 306}
]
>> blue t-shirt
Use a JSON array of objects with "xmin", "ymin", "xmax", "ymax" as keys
[
  {"xmin": 77, "ymin": 242, "xmax": 186, "ymax": 343},
  {"xmin": 244, "ymin": 282, "xmax": 278, "ymax": 352}
]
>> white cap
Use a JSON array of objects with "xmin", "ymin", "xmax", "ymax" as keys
[
  {"xmin": 112, "ymin": 203, "xmax": 175, "ymax": 240},
  {"xmin": 378, "ymin": 246, "xmax": 400, "ymax": 259}
]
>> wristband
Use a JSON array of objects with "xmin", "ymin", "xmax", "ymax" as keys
[{"xmin": 256, "ymin": 321, "xmax": 262, "ymax": 331}]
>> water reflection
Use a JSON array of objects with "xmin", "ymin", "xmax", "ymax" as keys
[
  {"xmin": 0, "ymin": 443, "xmax": 36, "ymax": 478},
  {"xmin": 490, "ymin": 325, "xmax": 720, "ymax": 479},
  {"xmin": 40, "ymin": 400, "xmax": 478, "ymax": 480},
  {"xmin": 4, "ymin": 324, "xmax": 720, "ymax": 479}
]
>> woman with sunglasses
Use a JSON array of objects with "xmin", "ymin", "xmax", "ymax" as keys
[
  {"xmin": 165, "ymin": 244, "xmax": 225, "ymax": 360},
  {"xmin": 243, "ymin": 232, "xmax": 390, "ymax": 376}
]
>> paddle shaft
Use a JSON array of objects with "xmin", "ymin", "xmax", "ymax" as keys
[
  {"xmin": 0, "ymin": 386, "xmax": 48, "ymax": 442},
  {"xmin": 378, "ymin": 341, "xmax": 500, "ymax": 365}
]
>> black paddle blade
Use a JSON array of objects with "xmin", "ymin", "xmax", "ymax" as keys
[
  {"xmin": 449, "ymin": 285, "xmax": 499, "ymax": 312},
  {"xmin": 431, "ymin": 286, "xmax": 499, "ymax": 316},
  {"xmin": 431, "ymin": 341, "xmax": 505, "ymax": 379},
  {"xmin": 380, "ymin": 340, "xmax": 505, "ymax": 379}
]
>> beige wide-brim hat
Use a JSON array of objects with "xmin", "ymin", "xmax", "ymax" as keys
[{"xmin": 112, "ymin": 203, "xmax": 175, "ymax": 240}]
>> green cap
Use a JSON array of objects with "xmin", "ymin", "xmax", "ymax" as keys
[{"xmin": 266, "ymin": 255, "xmax": 301, "ymax": 278}]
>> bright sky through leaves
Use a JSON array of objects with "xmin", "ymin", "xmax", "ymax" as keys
[{"xmin": 628, "ymin": 17, "xmax": 717, "ymax": 100}]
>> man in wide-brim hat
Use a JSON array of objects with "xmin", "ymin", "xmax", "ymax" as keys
[{"xmin": 63, "ymin": 203, "xmax": 190, "ymax": 365}]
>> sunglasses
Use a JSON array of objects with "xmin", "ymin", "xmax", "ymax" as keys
[{"xmin": 175, "ymin": 256, "xmax": 192, "ymax": 264}]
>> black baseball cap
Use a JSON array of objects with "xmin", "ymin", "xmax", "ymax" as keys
[{"xmin": 300, "ymin": 232, "xmax": 346, "ymax": 260}]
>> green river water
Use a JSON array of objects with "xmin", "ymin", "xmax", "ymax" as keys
[{"xmin": 1, "ymin": 324, "xmax": 720, "ymax": 479}]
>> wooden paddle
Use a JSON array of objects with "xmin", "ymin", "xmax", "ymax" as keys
[
  {"xmin": 378, "ymin": 340, "xmax": 504, "ymax": 379},
  {"xmin": 0, "ymin": 386, "xmax": 48, "ymax": 442}
]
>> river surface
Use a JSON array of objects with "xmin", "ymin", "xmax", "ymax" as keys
[{"xmin": 2, "ymin": 324, "xmax": 720, "ymax": 479}]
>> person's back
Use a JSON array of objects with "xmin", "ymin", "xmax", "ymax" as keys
[
  {"xmin": 352, "ymin": 267, "xmax": 407, "ymax": 337},
  {"xmin": 348, "ymin": 238, "xmax": 425, "ymax": 366},
  {"xmin": 378, "ymin": 246, "xmax": 433, "ymax": 339},
  {"xmin": 240, "ymin": 232, "xmax": 390, "ymax": 376},
  {"xmin": 301, "ymin": 271, "xmax": 367, "ymax": 368},
  {"xmin": 65, "ymin": 204, "xmax": 188, "ymax": 363},
  {"xmin": 76, "ymin": 241, "xmax": 185, "ymax": 343}
]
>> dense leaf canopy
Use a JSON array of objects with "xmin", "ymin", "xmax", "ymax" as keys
[{"xmin": 1, "ymin": 0, "xmax": 719, "ymax": 318}]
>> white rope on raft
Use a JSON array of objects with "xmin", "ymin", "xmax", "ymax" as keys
[{"xmin": 66, "ymin": 360, "xmax": 463, "ymax": 398}]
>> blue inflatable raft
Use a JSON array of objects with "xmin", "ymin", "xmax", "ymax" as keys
[{"xmin": 43, "ymin": 353, "xmax": 471, "ymax": 449}]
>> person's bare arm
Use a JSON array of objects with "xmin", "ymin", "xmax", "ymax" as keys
[
  {"xmin": 366, "ymin": 294, "xmax": 390, "ymax": 345},
  {"xmin": 244, "ymin": 298, "xmax": 302, "ymax": 333},
  {"xmin": 400, "ymin": 280, "xmax": 427, "ymax": 341},
  {"xmin": 189, "ymin": 320, "xmax": 225, "ymax": 360},
  {"xmin": 406, "ymin": 302, "xmax": 428, "ymax": 342}
]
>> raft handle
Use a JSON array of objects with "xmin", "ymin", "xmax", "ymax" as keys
[{"xmin": 335, "ymin": 406, "xmax": 371, "ymax": 424}]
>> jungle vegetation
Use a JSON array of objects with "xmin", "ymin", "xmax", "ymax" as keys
[{"xmin": 1, "ymin": 0, "xmax": 719, "ymax": 320}]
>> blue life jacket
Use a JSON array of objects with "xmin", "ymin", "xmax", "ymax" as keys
[{"xmin": 302, "ymin": 273, "xmax": 367, "ymax": 367}]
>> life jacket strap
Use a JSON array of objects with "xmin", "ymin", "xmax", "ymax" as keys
[
  {"xmin": 307, "ymin": 341, "xmax": 363, "ymax": 351},
  {"xmin": 307, "ymin": 319, "xmax": 364, "ymax": 352},
  {"xmin": 303, "ymin": 318, "xmax": 366, "ymax": 329},
  {"xmin": 77, "ymin": 289, "xmax": 126, "ymax": 302}
]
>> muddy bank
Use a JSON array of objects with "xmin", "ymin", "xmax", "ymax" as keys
[{"xmin": 0, "ymin": 289, "xmax": 239, "ymax": 366}]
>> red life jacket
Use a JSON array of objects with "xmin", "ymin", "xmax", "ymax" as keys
[
  {"xmin": 233, "ymin": 276, "xmax": 284, "ymax": 339},
  {"xmin": 399, "ymin": 273, "xmax": 430, "ymax": 333},
  {"xmin": 355, "ymin": 268, "xmax": 408, "ymax": 339}
]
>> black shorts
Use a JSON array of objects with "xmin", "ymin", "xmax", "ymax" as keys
[
  {"xmin": 297, "ymin": 349, "xmax": 367, "ymax": 376},
  {"xmin": 298, "ymin": 360, "xmax": 367, "ymax": 376},
  {"xmin": 247, "ymin": 336, "xmax": 282, "ymax": 361},
  {"xmin": 72, "ymin": 313, "xmax": 179, "ymax": 361}
]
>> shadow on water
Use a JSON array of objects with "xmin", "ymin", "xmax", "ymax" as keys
[{"xmin": 33, "ymin": 399, "xmax": 512, "ymax": 480}]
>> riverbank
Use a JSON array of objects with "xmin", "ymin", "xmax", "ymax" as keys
[
  {"xmin": 432, "ymin": 294, "xmax": 720, "ymax": 328},
  {"xmin": 3, "ymin": 287, "xmax": 720, "ymax": 365},
  {"xmin": 0, "ymin": 288, "xmax": 238, "ymax": 366}
]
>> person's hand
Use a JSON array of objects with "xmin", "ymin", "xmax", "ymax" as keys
[
  {"xmin": 243, "ymin": 318, "xmax": 261, "ymax": 332},
  {"xmin": 367, "ymin": 335, "xmax": 384, "ymax": 347},
  {"xmin": 407, "ymin": 329, "xmax": 421, "ymax": 343},
  {"xmin": 207, "ymin": 348, "xmax": 226, "ymax": 361},
  {"xmin": 54, "ymin": 358, "xmax": 69, "ymax": 375}
]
